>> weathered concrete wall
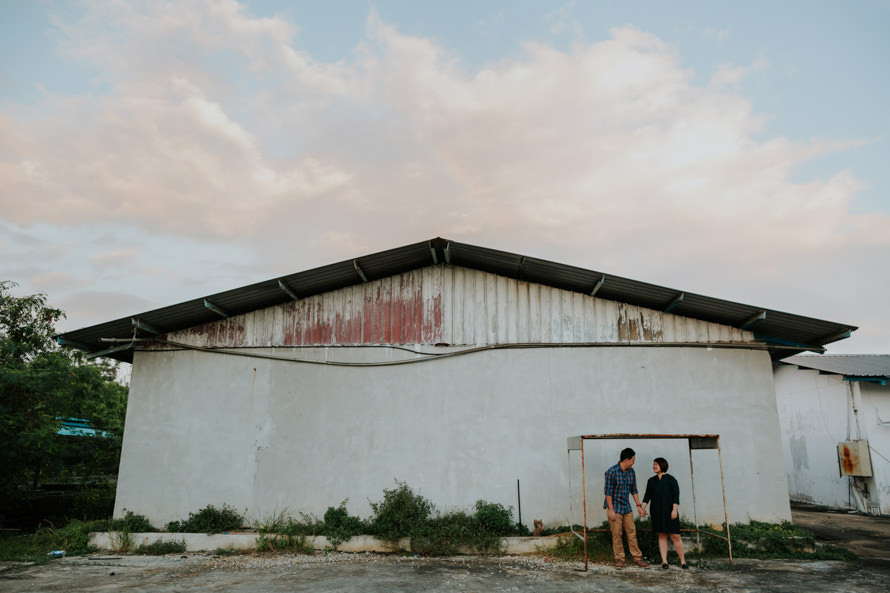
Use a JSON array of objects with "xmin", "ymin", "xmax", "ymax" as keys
[
  {"xmin": 89, "ymin": 531, "xmax": 570, "ymax": 554},
  {"xmin": 774, "ymin": 365, "xmax": 889, "ymax": 514},
  {"xmin": 115, "ymin": 342, "xmax": 788, "ymax": 529}
]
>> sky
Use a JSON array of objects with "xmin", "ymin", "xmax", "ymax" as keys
[{"xmin": 1, "ymin": 0, "xmax": 888, "ymax": 357}]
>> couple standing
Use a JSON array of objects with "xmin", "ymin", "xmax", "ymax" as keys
[{"xmin": 604, "ymin": 447, "xmax": 688, "ymax": 570}]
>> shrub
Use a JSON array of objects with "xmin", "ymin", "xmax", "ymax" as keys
[
  {"xmin": 165, "ymin": 504, "xmax": 243, "ymax": 534},
  {"xmin": 410, "ymin": 511, "xmax": 473, "ymax": 556},
  {"xmin": 369, "ymin": 481, "xmax": 433, "ymax": 543},
  {"xmin": 323, "ymin": 501, "xmax": 365, "ymax": 550},
  {"xmin": 108, "ymin": 510, "xmax": 153, "ymax": 533}
]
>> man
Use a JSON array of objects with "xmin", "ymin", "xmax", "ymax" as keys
[{"xmin": 604, "ymin": 447, "xmax": 649, "ymax": 569}]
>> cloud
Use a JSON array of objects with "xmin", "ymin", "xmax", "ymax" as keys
[{"xmin": 0, "ymin": 1, "xmax": 886, "ymax": 352}]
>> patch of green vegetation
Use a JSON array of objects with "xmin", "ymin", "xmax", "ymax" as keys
[
  {"xmin": 369, "ymin": 481, "xmax": 434, "ymax": 544},
  {"xmin": 545, "ymin": 519, "xmax": 855, "ymax": 564},
  {"xmin": 0, "ymin": 519, "xmax": 103, "ymax": 562},
  {"xmin": 165, "ymin": 504, "xmax": 244, "ymax": 534},
  {"xmin": 323, "ymin": 501, "xmax": 366, "ymax": 550},
  {"xmin": 367, "ymin": 481, "xmax": 518, "ymax": 555},
  {"xmin": 106, "ymin": 510, "xmax": 154, "ymax": 533},
  {"xmin": 136, "ymin": 539, "xmax": 187, "ymax": 555},
  {"xmin": 699, "ymin": 520, "xmax": 855, "ymax": 561}
]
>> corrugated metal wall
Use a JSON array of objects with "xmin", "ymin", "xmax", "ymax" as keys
[{"xmin": 163, "ymin": 265, "xmax": 754, "ymax": 347}]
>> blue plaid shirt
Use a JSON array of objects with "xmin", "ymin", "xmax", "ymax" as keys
[{"xmin": 603, "ymin": 462, "xmax": 638, "ymax": 515}]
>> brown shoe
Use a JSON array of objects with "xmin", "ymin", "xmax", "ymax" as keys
[
  {"xmin": 633, "ymin": 559, "xmax": 649, "ymax": 568},
  {"xmin": 615, "ymin": 560, "xmax": 625, "ymax": 569}
]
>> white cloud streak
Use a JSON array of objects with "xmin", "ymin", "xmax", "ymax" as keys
[{"xmin": 0, "ymin": 1, "xmax": 886, "ymax": 352}]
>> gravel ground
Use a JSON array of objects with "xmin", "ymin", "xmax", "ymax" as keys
[{"xmin": 3, "ymin": 551, "xmax": 890, "ymax": 593}]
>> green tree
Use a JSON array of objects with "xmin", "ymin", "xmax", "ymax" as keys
[{"xmin": 0, "ymin": 281, "xmax": 128, "ymax": 521}]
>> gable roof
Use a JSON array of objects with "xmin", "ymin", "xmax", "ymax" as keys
[
  {"xmin": 781, "ymin": 354, "xmax": 890, "ymax": 384},
  {"xmin": 56, "ymin": 237, "xmax": 856, "ymax": 362}
]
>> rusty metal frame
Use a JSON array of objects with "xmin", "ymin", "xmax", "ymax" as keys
[{"xmin": 567, "ymin": 433, "xmax": 733, "ymax": 570}]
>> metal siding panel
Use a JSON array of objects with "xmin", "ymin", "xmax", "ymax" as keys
[
  {"xmin": 649, "ymin": 309, "xmax": 664, "ymax": 342},
  {"xmin": 412, "ymin": 270, "xmax": 424, "ymax": 344},
  {"xmin": 660, "ymin": 310, "xmax": 675, "ymax": 342},
  {"xmin": 362, "ymin": 283, "xmax": 374, "ymax": 344},
  {"xmin": 694, "ymin": 319, "xmax": 709, "ymax": 343},
  {"xmin": 263, "ymin": 306, "xmax": 274, "ymax": 347},
  {"xmin": 638, "ymin": 306, "xmax": 652, "ymax": 342},
  {"xmin": 380, "ymin": 276, "xmax": 393, "ymax": 344},
  {"xmin": 528, "ymin": 283, "xmax": 541, "ymax": 343},
  {"xmin": 472, "ymin": 270, "xmax": 485, "ymax": 345},
  {"xmin": 421, "ymin": 266, "xmax": 442, "ymax": 344},
  {"xmin": 390, "ymin": 275, "xmax": 403, "ymax": 344},
  {"xmin": 684, "ymin": 317, "xmax": 698, "ymax": 342},
  {"xmin": 549, "ymin": 286, "xmax": 561, "ymax": 343},
  {"xmin": 451, "ymin": 267, "xmax": 464, "ymax": 345},
  {"xmin": 581, "ymin": 293, "xmax": 595, "ymax": 342},
  {"xmin": 517, "ymin": 281, "xmax": 530, "ymax": 343},
  {"xmin": 497, "ymin": 275, "xmax": 509, "ymax": 344},
  {"xmin": 331, "ymin": 289, "xmax": 344, "ymax": 345},
  {"xmin": 617, "ymin": 303, "xmax": 628, "ymax": 342},
  {"xmin": 601, "ymin": 299, "xmax": 619, "ymax": 342},
  {"xmin": 312, "ymin": 296, "xmax": 323, "ymax": 345},
  {"xmin": 539, "ymin": 285, "xmax": 551, "ymax": 342},
  {"xmin": 399, "ymin": 272, "xmax": 413, "ymax": 344},
  {"xmin": 485, "ymin": 272, "xmax": 498, "ymax": 344},
  {"xmin": 273, "ymin": 305, "xmax": 286, "ymax": 346},
  {"xmin": 280, "ymin": 304, "xmax": 292, "ymax": 346},
  {"xmin": 561, "ymin": 290, "xmax": 573, "ymax": 343},
  {"xmin": 572, "ymin": 292, "xmax": 585, "ymax": 342},
  {"xmin": 440, "ymin": 266, "xmax": 453, "ymax": 345}
]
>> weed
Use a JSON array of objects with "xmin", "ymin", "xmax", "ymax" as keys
[
  {"xmin": 37, "ymin": 520, "xmax": 99, "ymax": 556},
  {"xmin": 215, "ymin": 547, "xmax": 239, "ymax": 556},
  {"xmin": 136, "ymin": 539, "xmax": 186, "ymax": 555},
  {"xmin": 108, "ymin": 529, "xmax": 134, "ymax": 553},
  {"xmin": 256, "ymin": 531, "xmax": 315, "ymax": 554}
]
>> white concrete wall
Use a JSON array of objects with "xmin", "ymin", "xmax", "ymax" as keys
[
  {"xmin": 774, "ymin": 365, "xmax": 890, "ymax": 514},
  {"xmin": 115, "ymin": 343, "xmax": 789, "ymax": 529}
]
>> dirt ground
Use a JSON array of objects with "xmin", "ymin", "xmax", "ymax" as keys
[{"xmin": 3, "ymin": 505, "xmax": 889, "ymax": 593}]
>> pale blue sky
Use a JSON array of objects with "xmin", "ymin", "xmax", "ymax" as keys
[{"xmin": 1, "ymin": 0, "xmax": 888, "ymax": 354}]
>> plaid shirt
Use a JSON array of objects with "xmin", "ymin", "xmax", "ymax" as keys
[{"xmin": 603, "ymin": 462, "xmax": 638, "ymax": 515}]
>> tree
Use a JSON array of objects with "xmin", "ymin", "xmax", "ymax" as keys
[{"xmin": 0, "ymin": 281, "xmax": 128, "ymax": 522}]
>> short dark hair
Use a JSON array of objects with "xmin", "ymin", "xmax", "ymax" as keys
[
  {"xmin": 654, "ymin": 457, "xmax": 669, "ymax": 472},
  {"xmin": 620, "ymin": 447, "xmax": 636, "ymax": 461}
]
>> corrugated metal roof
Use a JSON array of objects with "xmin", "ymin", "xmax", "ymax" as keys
[
  {"xmin": 781, "ymin": 354, "xmax": 890, "ymax": 379},
  {"xmin": 56, "ymin": 237, "xmax": 856, "ymax": 362}
]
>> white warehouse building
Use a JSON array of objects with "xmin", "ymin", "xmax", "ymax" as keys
[{"xmin": 58, "ymin": 238, "xmax": 856, "ymax": 529}]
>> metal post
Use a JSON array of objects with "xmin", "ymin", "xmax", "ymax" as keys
[
  {"xmin": 717, "ymin": 439, "xmax": 733, "ymax": 566},
  {"xmin": 688, "ymin": 443, "xmax": 701, "ymax": 555},
  {"xmin": 517, "ymin": 479, "xmax": 522, "ymax": 530},
  {"xmin": 581, "ymin": 439, "xmax": 589, "ymax": 571}
]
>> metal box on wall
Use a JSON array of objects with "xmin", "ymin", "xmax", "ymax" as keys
[{"xmin": 837, "ymin": 441, "xmax": 873, "ymax": 477}]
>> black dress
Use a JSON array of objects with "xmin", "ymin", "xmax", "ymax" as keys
[{"xmin": 643, "ymin": 473, "xmax": 681, "ymax": 534}]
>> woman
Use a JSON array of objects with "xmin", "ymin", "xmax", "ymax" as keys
[{"xmin": 641, "ymin": 457, "xmax": 688, "ymax": 569}]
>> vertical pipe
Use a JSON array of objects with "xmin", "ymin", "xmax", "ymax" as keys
[
  {"xmin": 581, "ymin": 439, "xmax": 588, "ymax": 571},
  {"xmin": 717, "ymin": 439, "xmax": 733, "ymax": 566},
  {"xmin": 688, "ymin": 443, "xmax": 701, "ymax": 555},
  {"xmin": 517, "ymin": 479, "xmax": 522, "ymax": 531}
]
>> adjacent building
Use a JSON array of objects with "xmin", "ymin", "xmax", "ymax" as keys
[{"xmin": 775, "ymin": 355, "xmax": 890, "ymax": 515}]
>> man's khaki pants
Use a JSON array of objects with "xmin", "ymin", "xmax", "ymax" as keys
[{"xmin": 609, "ymin": 512, "xmax": 642, "ymax": 561}]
